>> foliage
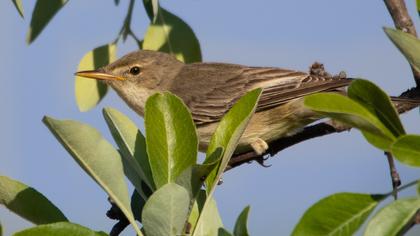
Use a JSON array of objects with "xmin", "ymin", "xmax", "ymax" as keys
[{"xmin": 3, "ymin": 0, "xmax": 420, "ymax": 235}]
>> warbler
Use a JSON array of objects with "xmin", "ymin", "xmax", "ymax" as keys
[{"xmin": 74, "ymin": 50, "xmax": 360, "ymax": 154}]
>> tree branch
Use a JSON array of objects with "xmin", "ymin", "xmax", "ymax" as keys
[{"xmin": 383, "ymin": 0, "xmax": 420, "ymax": 86}]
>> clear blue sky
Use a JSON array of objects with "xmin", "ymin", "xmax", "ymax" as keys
[{"xmin": 1, "ymin": 0, "xmax": 420, "ymax": 235}]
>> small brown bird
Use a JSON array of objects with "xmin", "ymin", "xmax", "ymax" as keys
[{"xmin": 75, "ymin": 50, "xmax": 357, "ymax": 154}]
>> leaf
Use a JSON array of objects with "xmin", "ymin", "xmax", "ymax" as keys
[
  {"xmin": 292, "ymin": 193, "xmax": 384, "ymax": 236},
  {"xmin": 27, "ymin": 0, "xmax": 68, "ymax": 44},
  {"xmin": 131, "ymin": 189, "xmax": 146, "ymax": 222},
  {"xmin": 11, "ymin": 0, "xmax": 24, "ymax": 18},
  {"xmin": 13, "ymin": 222, "xmax": 107, "ymax": 236},
  {"xmin": 193, "ymin": 191, "xmax": 224, "ymax": 236},
  {"xmin": 391, "ymin": 135, "xmax": 420, "ymax": 167},
  {"xmin": 348, "ymin": 79, "xmax": 405, "ymax": 137},
  {"xmin": 42, "ymin": 116, "xmax": 143, "ymax": 236},
  {"xmin": 417, "ymin": 0, "xmax": 420, "ymax": 17},
  {"xmin": 384, "ymin": 27, "xmax": 420, "ymax": 72},
  {"xmin": 218, "ymin": 228, "xmax": 233, "ymax": 236},
  {"xmin": 361, "ymin": 131, "xmax": 394, "ymax": 151},
  {"xmin": 176, "ymin": 147, "xmax": 223, "ymax": 200},
  {"xmin": 233, "ymin": 206, "xmax": 250, "ymax": 236},
  {"xmin": 114, "ymin": 0, "xmax": 120, "ymax": 6},
  {"xmin": 364, "ymin": 198, "xmax": 420, "ymax": 236},
  {"xmin": 205, "ymin": 88, "xmax": 262, "ymax": 194},
  {"xmin": 103, "ymin": 107, "xmax": 154, "ymax": 192},
  {"xmin": 143, "ymin": 0, "xmax": 159, "ymax": 22},
  {"xmin": 144, "ymin": 92, "xmax": 198, "ymax": 189},
  {"xmin": 75, "ymin": 44, "xmax": 117, "ymax": 112},
  {"xmin": 142, "ymin": 7, "xmax": 202, "ymax": 63},
  {"xmin": 0, "ymin": 176, "xmax": 67, "ymax": 225},
  {"xmin": 304, "ymin": 93, "xmax": 395, "ymax": 149},
  {"xmin": 142, "ymin": 183, "xmax": 190, "ymax": 236}
]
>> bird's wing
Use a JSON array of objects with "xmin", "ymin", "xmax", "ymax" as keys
[{"xmin": 170, "ymin": 63, "xmax": 351, "ymax": 125}]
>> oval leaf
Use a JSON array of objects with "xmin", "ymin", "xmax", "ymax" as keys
[
  {"xmin": 391, "ymin": 135, "xmax": 420, "ymax": 167},
  {"xmin": 193, "ymin": 191, "xmax": 224, "ymax": 236},
  {"xmin": 205, "ymin": 88, "xmax": 262, "ymax": 194},
  {"xmin": 144, "ymin": 92, "xmax": 198, "ymax": 189},
  {"xmin": 292, "ymin": 193, "xmax": 384, "ymax": 236},
  {"xmin": 364, "ymin": 198, "xmax": 420, "ymax": 236},
  {"xmin": 142, "ymin": 7, "xmax": 201, "ymax": 63},
  {"xmin": 0, "ymin": 176, "xmax": 67, "ymax": 225},
  {"xmin": 348, "ymin": 79, "xmax": 405, "ymax": 137},
  {"xmin": 12, "ymin": 0, "xmax": 24, "ymax": 18},
  {"xmin": 27, "ymin": 0, "xmax": 68, "ymax": 44},
  {"xmin": 234, "ymin": 206, "xmax": 250, "ymax": 236},
  {"xmin": 13, "ymin": 222, "xmax": 107, "ymax": 236},
  {"xmin": 304, "ymin": 93, "xmax": 395, "ymax": 144},
  {"xmin": 142, "ymin": 183, "xmax": 190, "ymax": 236},
  {"xmin": 42, "ymin": 116, "xmax": 142, "ymax": 235},
  {"xmin": 143, "ymin": 0, "xmax": 159, "ymax": 21},
  {"xmin": 103, "ymin": 107, "xmax": 154, "ymax": 192},
  {"xmin": 75, "ymin": 44, "xmax": 116, "ymax": 112},
  {"xmin": 384, "ymin": 27, "xmax": 420, "ymax": 72}
]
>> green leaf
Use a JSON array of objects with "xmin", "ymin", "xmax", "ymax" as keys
[
  {"xmin": 75, "ymin": 44, "xmax": 116, "ymax": 112},
  {"xmin": 391, "ymin": 135, "xmax": 420, "ymax": 167},
  {"xmin": 11, "ymin": 0, "xmax": 24, "ymax": 18},
  {"xmin": 361, "ymin": 131, "xmax": 394, "ymax": 151},
  {"xmin": 193, "ymin": 191, "xmax": 224, "ymax": 236},
  {"xmin": 143, "ymin": 0, "xmax": 159, "ymax": 22},
  {"xmin": 417, "ymin": 0, "xmax": 420, "ymax": 17},
  {"xmin": 176, "ymin": 147, "xmax": 223, "ymax": 200},
  {"xmin": 142, "ymin": 183, "xmax": 190, "ymax": 236},
  {"xmin": 144, "ymin": 92, "xmax": 198, "ymax": 189},
  {"xmin": 27, "ymin": 0, "xmax": 68, "ymax": 44},
  {"xmin": 384, "ymin": 27, "xmax": 420, "ymax": 72},
  {"xmin": 131, "ymin": 189, "xmax": 146, "ymax": 222},
  {"xmin": 42, "ymin": 116, "xmax": 142, "ymax": 236},
  {"xmin": 103, "ymin": 107, "xmax": 154, "ymax": 192},
  {"xmin": 292, "ymin": 193, "xmax": 384, "ymax": 236},
  {"xmin": 142, "ymin": 7, "xmax": 202, "ymax": 63},
  {"xmin": 13, "ymin": 222, "xmax": 107, "ymax": 236},
  {"xmin": 348, "ymin": 79, "xmax": 405, "ymax": 137},
  {"xmin": 0, "ymin": 176, "xmax": 67, "ymax": 225},
  {"xmin": 218, "ymin": 228, "xmax": 233, "ymax": 236},
  {"xmin": 205, "ymin": 88, "xmax": 262, "ymax": 194},
  {"xmin": 233, "ymin": 206, "xmax": 250, "ymax": 236},
  {"xmin": 364, "ymin": 198, "xmax": 420, "ymax": 236},
  {"xmin": 304, "ymin": 93, "xmax": 395, "ymax": 149}
]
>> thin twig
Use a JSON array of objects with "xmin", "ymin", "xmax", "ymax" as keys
[{"xmin": 385, "ymin": 152, "xmax": 401, "ymax": 200}]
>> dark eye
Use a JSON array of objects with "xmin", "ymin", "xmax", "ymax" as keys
[{"xmin": 129, "ymin": 66, "xmax": 141, "ymax": 75}]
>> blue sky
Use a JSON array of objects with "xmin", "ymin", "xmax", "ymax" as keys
[{"xmin": 1, "ymin": 0, "xmax": 420, "ymax": 235}]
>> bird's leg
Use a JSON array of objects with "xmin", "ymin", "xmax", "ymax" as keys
[{"xmin": 250, "ymin": 138, "xmax": 269, "ymax": 155}]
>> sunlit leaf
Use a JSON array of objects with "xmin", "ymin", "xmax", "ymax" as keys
[
  {"xmin": 143, "ymin": 0, "xmax": 159, "ymax": 22},
  {"xmin": 205, "ymin": 88, "xmax": 262, "ymax": 194},
  {"xmin": 348, "ymin": 79, "xmax": 405, "ymax": 137},
  {"xmin": 193, "ymin": 191, "xmax": 224, "ymax": 236},
  {"xmin": 233, "ymin": 206, "xmax": 250, "ymax": 236},
  {"xmin": 144, "ymin": 92, "xmax": 198, "ymax": 189},
  {"xmin": 304, "ymin": 93, "xmax": 395, "ymax": 150},
  {"xmin": 0, "ymin": 176, "xmax": 67, "ymax": 225},
  {"xmin": 75, "ymin": 44, "xmax": 116, "ymax": 112},
  {"xmin": 43, "ymin": 116, "xmax": 142, "ymax": 235},
  {"xmin": 27, "ymin": 0, "xmax": 68, "ymax": 44},
  {"xmin": 11, "ymin": 0, "xmax": 24, "ymax": 18},
  {"xmin": 391, "ymin": 135, "xmax": 420, "ymax": 167},
  {"xmin": 103, "ymin": 107, "xmax": 154, "ymax": 193},
  {"xmin": 384, "ymin": 27, "xmax": 420, "ymax": 72},
  {"xmin": 292, "ymin": 193, "xmax": 384, "ymax": 236},
  {"xmin": 142, "ymin": 7, "xmax": 201, "ymax": 63},
  {"xmin": 364, "ymin": 198, "xmax": 420, "ymax": 236},
  {"xmin": 13, "ymin": 222, "xmax": 107, "ymax": 236},
  {"xmin": 142, "ymin": 183, "xmax": 190, "ymax": 236}
]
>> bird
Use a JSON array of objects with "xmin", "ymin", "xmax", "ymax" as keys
[{"xmin": 74, "ymin": 50, "xmax": 410, "ymax": 155}]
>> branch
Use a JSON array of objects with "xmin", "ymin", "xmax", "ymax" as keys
[{"xmin": 383, "ymin": 0, "xmax": 420, "ymax": 86}]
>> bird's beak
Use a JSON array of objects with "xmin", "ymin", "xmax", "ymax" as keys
[{"xmin": 75, "ymin": 69, "xmax": 125, "ymax": 81}]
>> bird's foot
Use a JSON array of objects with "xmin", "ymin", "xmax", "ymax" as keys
[{"xmin": 250, "ymin": 138, "xmax": 269, "ymax": 155}]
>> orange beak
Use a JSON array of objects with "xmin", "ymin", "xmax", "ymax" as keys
[{"xmin": 75, "ymin": 69, "xmax": 125, "ymax": 81}]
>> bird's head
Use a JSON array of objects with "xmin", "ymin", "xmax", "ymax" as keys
[{"xmin": 76, "ymin": 50, "xmax": 184, "ymax": 115}]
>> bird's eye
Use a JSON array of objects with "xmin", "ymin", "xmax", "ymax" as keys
[{"xmin": 129, "ymin": 66, "xmax": 141, "ymax": 75}]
